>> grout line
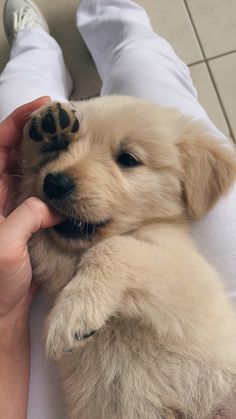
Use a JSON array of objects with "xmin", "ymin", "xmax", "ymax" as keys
[
  {"xmin": 183, "ymin": 0, "xmax": 235, "ymax": 141},
  {"xmin": 189, "ymin": 49, "xmax": 236, "ymax": 67},
  {"xmin": 207, "ymin": 49, "xmax": 236, "ymax": 62},
  {"xmin": 188, "ymin": 59, "xmax": 205, "ymax": 67}
]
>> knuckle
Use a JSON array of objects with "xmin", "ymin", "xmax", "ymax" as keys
[
  {"xmin": 23, "ymin": 197, "xmax": 45, "ymax": 216},
  {"xmin": 22, "ymin": 197, "xmax": 47, "ymax": 231}
]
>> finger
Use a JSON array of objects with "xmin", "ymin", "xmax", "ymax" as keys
[
  {"xmin": 0, "ymin": 97, "xmax": 50, "ymax": 175},
  {"xmin": 0, "ymin": 96, "xmax": 50, "ymax": 149},
  {"xmin": 4, "ymin": 147, "xmax": 20, "ymax": 174},
  {"xmin": 0, "ymin": 197, "xmax": 62, "ymax": 248},
  {"xmin": 0, "ymin": 174, "xmax": 20, "ymax": 217},
  {"xmin": 0, "ymin": 148, "xmax": 9, "ymax": 175},
  {"xmin": 0, "ymin": 146, "xmax": 20, "ymax": 176}
]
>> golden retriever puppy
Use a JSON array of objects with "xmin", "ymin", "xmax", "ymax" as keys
[{"xmin": 20, "ymin": 96, "xmax": 236, "ymax": 419}]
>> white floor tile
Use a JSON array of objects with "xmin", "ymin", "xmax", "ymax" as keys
[
  {"xmin": 186, "ymin": 0, "xmax": 236, "ymax": 58},
  {"xmin": 209, "ymin": 53, "xmax": 236, "ymax": 140}
]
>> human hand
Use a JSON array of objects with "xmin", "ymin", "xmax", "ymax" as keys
[{"xmin": 0, "ymin": 98, "xmax": 61, "ymax": 322}]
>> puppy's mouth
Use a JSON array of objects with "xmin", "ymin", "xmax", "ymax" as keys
[{"xmin": 53, "ymin": 216, "xmax": 111, "ymax": 240}]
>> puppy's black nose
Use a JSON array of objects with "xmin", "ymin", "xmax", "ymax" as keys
[{"xmin": 43, "ymin": 173, "xmax": 75, "ymax": 200}]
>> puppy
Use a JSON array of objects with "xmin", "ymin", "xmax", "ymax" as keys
[{"xmin": 20, "ymin": 96, "xmax": 236, "ymax": 419}]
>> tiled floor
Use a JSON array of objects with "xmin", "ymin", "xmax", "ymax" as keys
[{"xmin": 0, "ymin": 0, "xmax": 236, "ymax": 142}]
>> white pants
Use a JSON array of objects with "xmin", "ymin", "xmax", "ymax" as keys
[{"xmin": 0, "ymin": 1, "xmax": 235, "ymax": 418}]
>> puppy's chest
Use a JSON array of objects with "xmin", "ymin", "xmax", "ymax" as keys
[{"xmin": 29, "ymin": 232, "xmax": 79, "ymax": 293}]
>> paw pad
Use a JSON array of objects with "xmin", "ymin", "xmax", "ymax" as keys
[
  {"xmin": 42, "ymin": 112, "xmax": 57, "ymax": 134},
  {"xmin": 58, "ymin": 106, "xmax": 70, "ymax": 129},
  {"xmin": 29, "ymin": 118, "xmax": 43, "ymax": 142},
  {"xmin": 28, "ymin": 102, "xmax": 80, "ymax": 154}
]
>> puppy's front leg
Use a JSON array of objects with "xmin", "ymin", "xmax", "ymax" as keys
[
  {"xmin": 45, "ymin": 239, "xmax": 128, "ymax": 359},
  {"xmin": 45, "ymin": 235, "xmax": 156, "ymax": 360},
  {"xmin": 45, "ymin": 267, "xmax": 122, "ymax": 359}
]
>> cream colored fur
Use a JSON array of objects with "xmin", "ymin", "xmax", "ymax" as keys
[{"xmin": 20, "ymin": 96, "xmax": 236, "ymax": 418}]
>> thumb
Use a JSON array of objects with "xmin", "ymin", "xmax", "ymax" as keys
[
  {"xmin": 0, "ymin": 197, "xmax": 62, "ymax": 250},
  {"xmin": 0, "ymin": 96, "xmax": 51, "ymax": 148}
]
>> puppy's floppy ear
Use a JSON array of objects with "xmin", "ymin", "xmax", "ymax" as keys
[{"xmin": 178, "ymin": 136, "xmax": 236, "ymax": 220}]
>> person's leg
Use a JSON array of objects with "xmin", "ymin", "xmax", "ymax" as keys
[
  {"xmin": 0, "ymin": 27, "xmax": 68, "ymax": 419},
  {"xmin": 1, "ymin": 0, "xmax": 72, "ymax": 120},
  {"xmin": 1, "ymin": 1, "xmax": 72, "ymax": 417},
  {"xmin": 77, "ymin": 0, "xmax": 236, "ymax": 302},
  {"xmin": 0, "ymin": 27, "xmax": 72, "ymax": 120},
  {"xmin": 77, "ymin": 0, "xmax": 225, "ymax": 140}
]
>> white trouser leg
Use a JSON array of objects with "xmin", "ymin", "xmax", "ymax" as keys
[
  {"xmin": 77, "ymin": 0, "xmax": 236, "ymax": 302},
  {"xmin": 77, "ymin": 0, "xmax": 224, "ymax": 140},
  {"xmin": 0, "ymin": 28, "xmax": 69, "ymax": 419},
  {"xmin": 0, "ymin": 27, "xmax": 72, "ymax": 120}
]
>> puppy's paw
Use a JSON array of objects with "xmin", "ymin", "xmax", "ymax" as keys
[
  {"xmin": 45, "ymin": 291, "xmax": 106, "ymax": 360},
  {"xmin": 24, "ymin": 102, "xmax": 80, "ymax": 163}
]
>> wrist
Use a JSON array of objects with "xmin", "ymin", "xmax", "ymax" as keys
[
  {"xmin": 0, "ymin": 304, "xmax": 30, "ymax": 349},
  {"xmin": 0, "ymin": 283, "xmax": 37, "ymax": 324}
]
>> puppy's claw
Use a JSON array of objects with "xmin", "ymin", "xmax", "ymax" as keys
[
  {"xmin": 75, "ymin": 330, "xmax": 96, "ymax": 341},
  {"xmin": 64, "ymin": 347, "xmax": 75, "ymax": 354}
]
